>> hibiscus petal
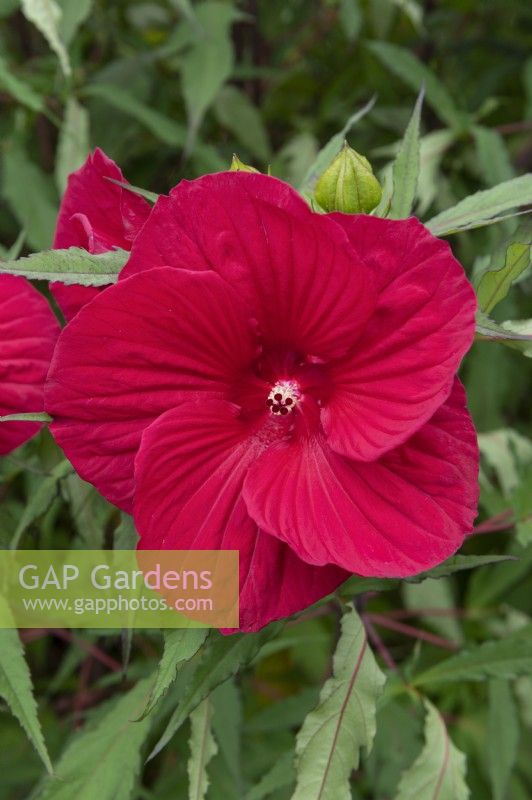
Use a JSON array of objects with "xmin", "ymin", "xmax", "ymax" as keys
[
  {"xmin": 46, "ymin": 268, "xmax": 257, "ymax": 511},
  {"xmin": 0, "ymin": 276, "xmax": 59, "ymax": 454},
  {"xmin": 122, "ymin": 172, "xmax": 376, "ymax": 360},
  {"xmin": 322, "ymin": 214, "xmax": 476, "ymax": 460},
  {"xmin": 51, "ymin": 148, "xmax": 151, "ymax": 320},
  {"xmin": 134, "ymin": 400, "xmax": 347, "ymax": 632},
  {"xmin": 122, "ymin": 171, "xmax": 309, "ymax": 278},
  {"xmin": 243, "ymin": 380, "xmax": 479, "ymax": 577},
  {"xmin": 54, "ymin": 148, "xmax": 150, "ymax": 252}
]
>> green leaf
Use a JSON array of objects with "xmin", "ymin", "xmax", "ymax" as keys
[
  {"xmin": 64, "ymin": 473, "xmax": 113, "ymax": 548},
  {"xmin": 211, "ymin": 679, "xmax": 243, "ymax": 796},
  {"xmin": 0, "ymin": 603, "xmax": 53, "ymax": 774},
  {"xmin": 0, "ymin": 412, "xmax": 51, "ymax": 423},
  {"xmin": 339, "ymin": 554, "xmax": 514, "ymax": 598},
  {"xmin": 214, "ymin": 85, "xmax": 271, "ymax": 162},
  {"xmin": 476, "ymin": 311, "xmax": 532, "ymax": 355},
  {"xmin": 246, "ymin": 751, "xmax": 295, "ymax": 800},
  {"xmin": 367, "ymin": 42, "xmax": 466, "ymax": 130},
  {"xmin": 412, "ymin": 625, "xmax": 532, "ymax": 686},
  {"xmin": 188, "ymin": 697, "xmax": 218, "ymax": 800},
  {"xmin": 291, "ymin": 605, "xmax": 386, "ymax": 800},
  {"xmin": 395, "ymin": 700, "xmax": 469, "ymax": 799},
  {"xmin": 407, "ymin": 554, "xmax": 516, "ymax": 582},
  {"xmin": 5, "ymin": 229, "xmax": 27, "ymax": 260},
  {"xmin": 467, "ymin": 545, "xmax": 532, "ymax": 609},
  {"xmin": 0, "ymin": 56, "xmax": 44, "ymax": 112},
  {"xmin": 140, "ymin": 628, "xmax": 208, "ymax": 720},
  {"xmin": 113, "ymin": 513, "xmax": 139, "ymax": 550},
  {"xmin": 477, "ymin": 242, "xmax": 531, "ymax": 313},
  {"xmin": 417, "ymin": 129, "xmax": 456, "ymax": 215},
  {"xmin": 245, "ymin": 688, "xmax": 319, "ymax": 734},
  {"xmin": 301, "ymin": 95, "xmax": 376, "ymax": 191},
  {"xmin": 11, "ymin": 459, "xmax": 73, "ymax": 549},
  {"xmin": 105, "ymin": 178, "xmax": 159, "ymax": 204},
  {"xmin": 36, "ymin": 679, "xmax": 152, "ymax": 800},
  {"xmin": 473, "ymin": 126, "xmax": 515, "ymax": 186},
  {"xmin": 55, "ymin": 97, "xmax": 90, "ymax": 194},
  {"xmin": 56, "ymin": 0, "xmax": 93, "ymax": 44},
  {"xmin": 0, "ymin": 247, "xmax": 128, "ymax": 285},
  {"xmin": 389, "ymin": 87, "xmax": 424, "ymax": 219},
  {"xmin": 499, "ymin": 318, "xmax": 532, "ymax": 357},
  {"xmin": 150, "ymin": 626, "xmax": 280, "ymax": 760},
  {"xmin": 487, "ymin": 679, "xmax": 520, "ymax": 800},
  {"xmin": 425, "ymin": 174, "xmax": 532, "ymax": 236},
  {"xmin": 180, "ymin": 1, "xmax": 240, "ymax": 152},
  {"xmin": 403, "ymin": 577, "xmax": 463, "ymax": 643},
  {"xmin": 389, "ymin": 0, "xmax": 424, "ymax": 33},
  {"xmin": 83, "ymin": 83, "xmax": 187, "ymax": 147},
  {"xmin": 20, "ymin": 0, "xmax": 71, "ymax": 77},
  {"xmin": 2, "ymin": 142, "xmax": 58, "ymax": 251},
  {"xmin": 478, "ymin": 427, "xmax": 532, "ymax": 497},
  {"xmin": 339, "ymin": 0, "xmax": 362, "ymax": 41}
]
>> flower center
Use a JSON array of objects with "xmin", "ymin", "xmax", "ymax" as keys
[{"xmin": 266, "ymin": 380, "xmax": 301, "ymax": 416}]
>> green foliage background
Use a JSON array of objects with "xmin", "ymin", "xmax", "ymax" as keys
[{"xmin": 0, "ymin": 1, "xmax": 531, "ymax": 798}]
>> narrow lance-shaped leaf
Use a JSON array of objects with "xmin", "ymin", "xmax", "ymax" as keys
[
  {"xmin": 188, "ymin": 697, "xmax": 218, "ymax": 800},
  {"xmin": 339, "ymin": 553, "xmax": 515, "ymax": 598},
  {"xmin": 36, "ymin": 679, "xmax": 152, "ymax": 800},
  {"xmin": 11, "ymin": 459, "xmax": 73, "ymax": 550},
  {"xmin": 487, "ymin": 679, "xmax": 520, "ymax": 800},
  {"xmin": 394, "ymin": 700, "xmax": 469, "ymax": 800},
  {"xmin": 139, "ymin": 627, "xmax": 208, "ymax": 720},
  {"xmin": 55, "ymin": 98, "xmax": 90, "ymax": 194},
  {"xmin": 367, "ymin": 42, "xmax": 466, "ymax": 130},
  {"xmin": 473, "ymin": 126, "xmax": 515, "ymax": 187},
  {"xmin": 83, "ymin": 84, "xmax": 187, "ymax": 147},
  {"xmin": 290, "ymin": 604, "xmax": 386, "ymax": 800},
  {"xmin": 476, "ymin": 311, "xmax": 532, "ymax": 357},
  {"xmin": 499, "ymin": 318, "xmax": 532, "ymax": 357},
  {"xmin": 149, "ymin": 625, "xmax": 281, "ymax": 760},
  {"xmin": 105, "ymin": 178, "xmax": 159, "ymax": 204},
  {"xmin": 426, "ymin": 174, "xmax": 532, "ymax": 236},
  {"xmin": 57, "ymin": 0, "xmax": 94, "ymax": 45},
  {"xmin": 412, "ymin": 624, "xmax": 532, "ymax": 686},
  {"xmin": 247, "ymin": 751, "xmax": 295, "ymax": 800},
  {"xmin": 0, "ymin": 248, "xmax": 128, "ymax": 286},
  {"xmin": 403, "ymin": 577, "xmax": 463, "ymax": 643},
  {"xmin": 0, "ymin": 55, "xmax": 44, "ymax": 112},
  {"xmin": 211, "ymin": 679, "xmax": 243, "ymax": 797},
  {"xmin": 0, "ymin": 412, "xmax": 51, "ymax": 424},
  {"xmin": 180, "ymin": 1, "xmax": 241, "ymax": 154},
  {"xmin": 2, "ymin": 141, "xmax": 58, "ymax": 251},
  {"xmin": 389, "ymin": 86, "xmax": 424, "ymax": 219},
  {"xmin": 214, "ymin": 85, "xmax": 271, "ymax": 162},
  {"xmin": 476, "ymin": 242, "xmax": 531, "ymax": 313},
  {"xmin": 21, "ymin": 0, "xmax": 71, "ymax": 77},
  {"xmin": 0, "ymin": 601, "xmax": 53, "ymax": 774}
]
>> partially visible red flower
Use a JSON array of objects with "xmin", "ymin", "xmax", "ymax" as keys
[
  {"xmin": 51, "ymin": 149, "xmax": 151, "ymax": 320},
  {"xmin": 0, "ymin": 275, "xmax": 59, "ymax": 455},
  {"xmin": 46, "ymin": 172, "xmax": 479, "ymax": 631}
]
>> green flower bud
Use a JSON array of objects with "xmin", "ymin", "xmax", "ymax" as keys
[
  {"xmin": 314, "ymin": 141, "xmax": 382, "ymax": 214},
  {"xmin": 230, "ymin": 154, "xmax": 259, "ymax": 173}
]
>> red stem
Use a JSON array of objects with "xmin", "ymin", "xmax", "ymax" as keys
[{"xmin": 366, "ymin": 613, "xmax": 459, "ymax": 651}]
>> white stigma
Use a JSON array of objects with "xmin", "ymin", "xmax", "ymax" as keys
[{"xmin": 267, "ymin": 380, "xmax": 300, "ymax": 416}]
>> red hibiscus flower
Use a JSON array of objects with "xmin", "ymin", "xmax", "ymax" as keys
[
  {"xmin": 0, "ymin": 275, "xmax": 59, "ymax": 455},
  {"xmin": 46, "ymin": 173, "xmax": 479, "ymax": 631},
  {"xmin": 51, "ymin": 148, "xmax": 151, "ymax": 320}
]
